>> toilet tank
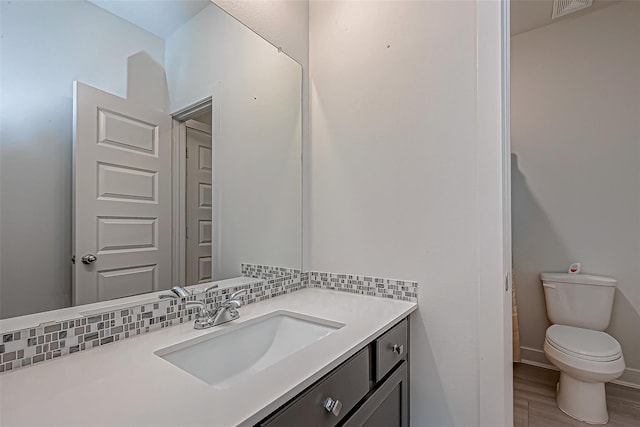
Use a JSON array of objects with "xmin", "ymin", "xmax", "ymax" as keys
[{"xmin": 541, "ymin": 273, "xmax": 617, "ymax": 331}]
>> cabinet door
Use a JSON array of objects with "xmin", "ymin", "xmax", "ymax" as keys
[{"xmin": 342, "ymin": 361, "xmax": 408, "ymax": 427}]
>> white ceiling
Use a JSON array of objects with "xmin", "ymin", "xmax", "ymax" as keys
[
  {"xmin": 88, "ymin": 0, "xmax": 211, "ymax": 39},
  {"xmin": 511, "ymin": 0, "xmax": 620, "ymax": 36},
  {"xmin": 88, "ymin": 1, "xmax": 622, "ymax": 43}
]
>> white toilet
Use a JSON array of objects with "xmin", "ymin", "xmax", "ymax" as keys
[{"xmin": 541, "ymin": 272, "xmax": 625, "ymax": 424}]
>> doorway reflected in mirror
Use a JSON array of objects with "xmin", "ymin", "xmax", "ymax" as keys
[{"xmin": 0, "ymin": 0, "xmax": 302, "ymax": 319}]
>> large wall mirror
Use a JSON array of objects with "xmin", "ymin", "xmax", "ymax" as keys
[{"xmin": 0, "ymin": 0, "xmax": 302, "ymax": 319}]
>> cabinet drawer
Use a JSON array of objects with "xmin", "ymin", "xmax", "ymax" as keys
[
  {"xmin": 375, "ymin": 319, "xmax": 407, "ymax": 382},
  {"xmin": 261, "ymin": 349, "xmax": 370, "ymax": 427}
]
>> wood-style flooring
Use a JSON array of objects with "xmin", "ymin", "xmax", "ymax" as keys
[{"xmin": 514, "ymin": 363, "xmax": 640, "ymax": 427}]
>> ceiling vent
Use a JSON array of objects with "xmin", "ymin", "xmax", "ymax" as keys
[{"xmin": 552, "ymin": 0, "xmax": 594, "ymax": 19}]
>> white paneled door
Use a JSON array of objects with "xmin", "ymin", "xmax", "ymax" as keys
[
  {"xmin": 185, "ymin": 122, "xmax": 213, "ymax": 284},
  {"xmin": 73, "ymin": 82, "xmax": 172, "ymax": 305}
]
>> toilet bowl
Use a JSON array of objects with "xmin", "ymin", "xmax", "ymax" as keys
[
  {"xmin": 541, "ymin": 272, "xmax": 625, "ymax": 424},
  {"xmin": 543, "ymin": 324, "xmax": 625, "ymax": 424}
]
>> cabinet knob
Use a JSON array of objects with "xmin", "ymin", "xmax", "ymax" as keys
[
  {"xmin": 323, "ymin": 397, "xmax": 342, "ymax": 416},
  {"xmin": 392, "ymin": 344, "xmax": 404, "ymax": 355}
]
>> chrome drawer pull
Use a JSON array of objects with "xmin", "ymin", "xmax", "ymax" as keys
[
  {"xmin": 323, "ymin": 397, "xmax": 342, "ymax": 416},
  {"xmin": 392, "ymin": 344, "xmax": 404, "ymax": 355}
]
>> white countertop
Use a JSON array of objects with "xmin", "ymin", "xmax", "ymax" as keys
[{"xmin": 0, "ymin": 288, "xmax": 416, "ymax": 427}]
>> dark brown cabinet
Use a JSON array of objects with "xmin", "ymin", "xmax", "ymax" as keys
[{"xmin": 257, "ymin": 317, "xmax": 409, "ymax": 427}]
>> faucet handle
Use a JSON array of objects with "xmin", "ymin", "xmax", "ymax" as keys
[
  {"xmin": 224, "ymin": 300, "xmax": 242, "ymax": 309},
  {"xmin": 171, "ymin": 286, "xmax": 191, "ymax": 298},
  {"xmin": 159, "ymin": 285, "xmax": 192, "ymax": 299},
  {"xmin": 198, "ymin": 284, "xmax": 219, "ymax": 294},
  {"xmin": 229, "ymin": 289, "xmax": 247, "ymax": 300},
  {"xmin": 220, "ymin": 289, "xmax": 247, "ymax": 310},
  {"xmin": 185, "ymin": 300, "xmax": 208, "ymax": 316}
]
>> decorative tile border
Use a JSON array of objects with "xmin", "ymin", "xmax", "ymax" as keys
[
  {"xmin": 307, "ymin": 271, "xmax": 418, "ymax": 302},
  {"xmin": 0, "ymin": 267, "xmax": 415, "ymax": 375},
  {"xmin": 0, "ymin": 273, "xmax": 304, "ymax": 375},
  {"xmin": 244, "ymin": 273, "xmax": 306, "ymax": 304},
  {"xmin": 241, "ymin": 263, "xmax": 301, "ymax": 280}
]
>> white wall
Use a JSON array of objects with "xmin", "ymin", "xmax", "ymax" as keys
[
  {"xmin": 511, "ymin": 1, "xmax": 640, "ymax": 386},
  {"xmin": 165, "ymin": 4, "xmax": 302, "ymax": 279},
  {"xmin": 309, "ymin": 1, "xmax": 507, "ymax": 425},
  {"xmin": 0, "ymin": 0, "xmax": 165, "ymax": 318},
  {"xmin": 0, "ymin": 0, "xmax": 513, "ymax": 422}
]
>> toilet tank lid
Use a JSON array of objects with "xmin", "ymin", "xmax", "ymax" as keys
[{"xmin": 540, "ymin": 273, "xmax": 616, "ymax": 287}]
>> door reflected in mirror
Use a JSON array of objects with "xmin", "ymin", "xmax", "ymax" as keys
[{"xmin": 0, "ymin": 0, "xmax": 302, "ymax": 318}]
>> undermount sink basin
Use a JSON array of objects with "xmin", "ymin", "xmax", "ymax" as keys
[{"xmin": 155, "ymin": 310, "xmax": 343, "ymax": 389}]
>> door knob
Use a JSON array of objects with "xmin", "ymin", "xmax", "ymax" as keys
[{"xmin": 81, "ymin": 254, "xmax": 97, "ymax": 264}]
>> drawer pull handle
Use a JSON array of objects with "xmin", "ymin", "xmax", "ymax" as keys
[
  {"xmin": 392, "ymin": 344, "xmax": 404, "ymax": 355},
  {"xmin": 323, "ymin": 397, "xmax": 342, "ymax": 416}
]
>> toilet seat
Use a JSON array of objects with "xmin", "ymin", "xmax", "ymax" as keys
[{"xmin": 546, "ymin": 325, "xmax": 621, "ymax": 362}]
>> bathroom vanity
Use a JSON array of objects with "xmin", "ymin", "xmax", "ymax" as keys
[
  {"xmin": 1, "ymin": 2, "xmax": 417, "ymax": 425},
  {"xmin": 259, "ymin": 318, "xmax": 409, "ymax": 427},
  {"xmin": 0, "ymin": 288, "xmax": 416, "ymax": 427}
]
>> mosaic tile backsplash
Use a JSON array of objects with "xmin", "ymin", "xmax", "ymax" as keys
[
  {"xmin": 241, "ymin": 263, "xmax": 301, "ymax": 280},
  {"xmin": 0, "ymin": 273, "xmax": 305, "ymax": 374},
  {"xmin": 308, "ymin": 271, "xmax": 418, "ymax": 302},
  {"xmin": 0, "ymin": 267, "xmax": 416, "ymax": 375}
]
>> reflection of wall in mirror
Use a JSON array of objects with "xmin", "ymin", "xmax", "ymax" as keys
[
  {"xmin": 0, "ymin": 0, "xmax": 303, "ymax": 319},
  {"xmin": 165, "ymin": 6, "xmax": 302, "ymax": 281},
  {"xmin": 0, "ymin": 0, "xmax": 165, "ymax": 318}
]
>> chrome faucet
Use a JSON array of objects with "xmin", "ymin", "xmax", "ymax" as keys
[
  {"xmin": 170, "ymin": 286, "xmax": 191, "ymax": 298},
  {"xmin": 184, "ymin": 300, "xmax": 217, "ymax": 329},
  {"xmin": 159, "ymin": 286, "xmax": 191, "ymax": 299},
  {"xmin": 211, "ymin": 289, "xmax": 247, "ymax": 326},
  {"xmin": 182, "ymin": 289, "xmax": 248, "ymax": 330},
  {"xmin": 159, "ymin": 284, "xmax": 219, "ymax": 300}
]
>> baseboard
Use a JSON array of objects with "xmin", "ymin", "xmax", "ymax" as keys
[
  {"xmin": 518, "ymin": 346, "xmax": 640, "ymax": 390},
  {"xmin": 616, "ymin": 367, "xmax": 640, "ymax": 390},
  {"xmin": 520, "ymin": 346, "xmax": 555, "ymax": 369}
]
